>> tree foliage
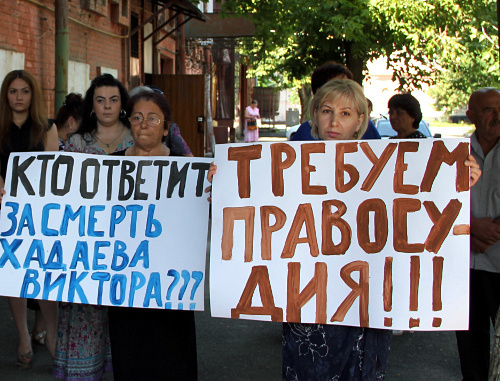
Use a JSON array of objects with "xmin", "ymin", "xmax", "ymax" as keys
[
  {"xmin": 221, "ymin": 0, "xmax": 499, "ymax": 113},
  {"xmin": 223, "ymin": 0, "xmax": 378, "ymax": 85},
  {"xmin": 373, "ymin": 0, "xmax": 499, "ymax": 111}
]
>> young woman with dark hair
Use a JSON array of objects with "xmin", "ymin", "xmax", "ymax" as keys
[
  {"xmin": 65, "ymin": 73, "xmax": 133, "ymax": 155},
  {"xmin": 54, "ymin": 74, "xmax": 133, "ymax": 381},
  {"xmin": 0, "ymin": 69, "xmax": 59, "ymax": 368}
]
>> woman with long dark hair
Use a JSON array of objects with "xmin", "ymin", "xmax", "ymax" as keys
[
  {"xmin": 0, "ymin": 69, "xmax": 59, "ymax": 367},
  {"xmin": 53, "ymin": 74, "xmax": 132, "ymax": 381},
  {"xmin": 65, "ymin": 73, "xmax": 133, "ymax": 155}
]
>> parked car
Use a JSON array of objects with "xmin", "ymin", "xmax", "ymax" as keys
[
  {"xmin": 449, "ymin": 114, "xmax": 470, "ymax": 124},
  {"xmin": 286, "ymin": 124, "xmax": 301, "ymax": 140},
  {"xmin": 287, "ymin": 119, "xmax": 441, "ymax": 140},
  {"xmin": 375, "ymin": 119, "xmax": 441, "ymax": 138}
]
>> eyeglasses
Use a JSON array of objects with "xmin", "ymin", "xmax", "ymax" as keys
[{"xmin": 129, "ymin": 113, "xmax": 163, "ymax": 127}]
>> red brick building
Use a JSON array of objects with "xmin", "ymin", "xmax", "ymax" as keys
[{"xmin": 0, "ymin": 0, "xmax": 206, "ymax": 117}]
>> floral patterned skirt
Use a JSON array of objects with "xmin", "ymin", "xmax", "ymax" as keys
[
  {"xmin": 282, "ymin": 323, "xmax": 392, "ymax": 380},
  {"xmin": 53, "ymin": 303, "xmax": 112, "ymax": 381}
]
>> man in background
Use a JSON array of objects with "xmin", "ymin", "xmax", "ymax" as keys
[{"xmin": 457, "ymin": 87, "xmax": 500, "ymax": 381}]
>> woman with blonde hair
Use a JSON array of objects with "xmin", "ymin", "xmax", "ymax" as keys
[
  {"xmin": 206, "ymin": 79, "xmax": 481, "ymax": 380},
  {"xmin": 282, "ymin": 79, "xmax": 481, "ymax": 380},
  {"xmin": 0, "ymin": 69, "xmax": 59, "ymax": 367}
]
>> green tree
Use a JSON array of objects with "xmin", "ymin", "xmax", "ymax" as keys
[
  {"xmin": 223, "ymin": 0, "xmax": 381, "ymax": 120},
  {"xmin": 222, "ymin": 0, "xmax": 499, "ymax": 116},
  {"xmin": 373, "ymin": 0, "xmax": 499, "ymax": 112}
]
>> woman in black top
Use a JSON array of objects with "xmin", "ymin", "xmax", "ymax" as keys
[{"xmin": 0, "ymin": 69, "xmax": 59, "ymax": 367}]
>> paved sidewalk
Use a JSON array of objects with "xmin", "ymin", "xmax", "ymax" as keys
[{"xmin": 0, "ymin": 295, "xmax": 464, "ymax": 381}]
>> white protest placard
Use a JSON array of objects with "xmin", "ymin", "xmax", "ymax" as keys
[
  {"xmin": 0, "ymin": 152, "xmax": 212, "ymax": 311},
  {"xmin": 210, "ymin": 139, "xmax": 471, "ymax": 330}
]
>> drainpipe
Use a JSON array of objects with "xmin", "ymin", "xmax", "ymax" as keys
[
  {"xmin": 55, "ymin": 0, "xmax": 68, "ymax": 115},
  {"xmin": 178, "ymin": 14, "xmax": 186, "ymax": 74}
]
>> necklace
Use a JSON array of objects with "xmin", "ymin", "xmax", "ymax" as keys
[{"xmin": 95, "ymin": 125, "xmax": 125, "ymax": 149}]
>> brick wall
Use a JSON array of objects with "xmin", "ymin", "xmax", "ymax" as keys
[
  {"xmin": 0, "ymin": 0, "xmax": 129, "ymax": 117},
  {"xmin": 0, "ymin": 0, "xmax": 205, "ymax": 117}
]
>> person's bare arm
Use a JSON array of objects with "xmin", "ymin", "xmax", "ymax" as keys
[
  {"xmin": 45, "ymin": 123, "xmax": 59, "ymax": 151},
  {"xmin": 471, "ymin": 235, "xmax": 491, "ymax": 253},
  {"xmin": 205, "ymin": 162, "xmax": 217, "ymax": 202},
  {"xmin": 472, "ymin": 216, "xmax": 500, "ymax": 246}
]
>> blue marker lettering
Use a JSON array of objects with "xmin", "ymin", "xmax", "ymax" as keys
[
  {"xmin": 92, "ymin": 272, "xmax": 111, "ymax": 305},
  {"xmin": 42, "ymin": 272, "xmax": 66, "ymax": 301},
  {"xmin": 41, "ymin": 203, "xmax": 60, "ymax": 236},
  {"xmin": 23, "ymin": 240, "xmax": 45, "ymax": 269},
  {"xmin": 68, "ymin": 271, "xmax": 88, "ymax": 303},
  {"xmin": 20, "ymin": 269, "xmax": 41, "ymax": 298},
  {"xmin": 88, "ymin": 205, "xmax": 105, "ymax": 237},
  {"xmin": 60, "ymin": 205, "xmax": 86, "ymax": 237},
  {"xmin": 0, "ymin": 239, "xmax": 23, "ymax": 268},
  {"xmin": 129, "ymin": 271, "xmax": 146, "ymax": 307},
  {"xmin": 17, "ymin": 204, "xmax": 35, "ymax": 236},
  {"xmin": 45, "ymin": 241, "xmax": 67, "ymax": 270},
  {"xmin": 145, "ymin": 204, "xmax": 162, "ymax": 237},
  {"xmin": 143, "ymin": 272, "xmax": 162, "ymax": 307},
  {"xmin": 109, "ymin": 205, "xmax": 126, "ymax": 237},
  {"xmin": 126, "ymin": 205, "xmax": 143, "ymax": 238},
  {"xmin": 70, "ymin": 241, "xmax": 90, "ymax": 270},
  {"xmin": 111, "ymin": 241, "xmax": 129, "ymax": 271},
  {"xmin": 92, "ymin": 241, "xmax": 110, "ymax": 270},
  {"xmin": 1, "ymin": 202, "xmax": 19, "ymax": 236},
  {"xmin": 179, "ymin": 270, "xmax": 190, "ymax": 299},
  {"xmin": 129, "ymin": 241, "xmax": 149, "ymax": 269},
  {"xmin": 110, "ymin": 274, "xmax": 127, "ymax": 305}
]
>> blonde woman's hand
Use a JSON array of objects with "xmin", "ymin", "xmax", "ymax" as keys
[{"xmin": 205, "ymin": 162, "xmax": 217, "ymax": 202}]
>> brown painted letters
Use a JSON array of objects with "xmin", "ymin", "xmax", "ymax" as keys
[
  {"xmin": 228, "ymin": 145, "xmax": 262, "ymax": 199},
  {"xmin": 287, "ymin": 262, "xmax": 327, "ymax": 323},
  {"xmin": 301, "ymin": 143, "xmax": 327, "ymax": 195},
  {"xmin": 271, "ymin": 143, "xmax": 296, "ymax": 197}
]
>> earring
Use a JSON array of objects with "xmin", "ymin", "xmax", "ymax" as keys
[
  {"xmin": 120, "ymin": 109, "xmax": 126, "ymax": 118},
  {"xmin": 353, "ymin": 131, "xmax": 359, "ymax": 139},
  {"xmin": 90, "ymin": 110, "xmax": 96, "ymax": 118}
]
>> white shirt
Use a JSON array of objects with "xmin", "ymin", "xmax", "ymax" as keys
[{"xmin": 470, "ymin": 131, "xmax": 500, "ymax": 272}]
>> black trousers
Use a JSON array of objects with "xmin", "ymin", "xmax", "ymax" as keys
[
  {"xmin": 456, "ymin": 269, "xmax": 500, "ymax": 381},
  {"xmin": 108, "ymin": 306, "xmax": 198, "ymax": 380}
]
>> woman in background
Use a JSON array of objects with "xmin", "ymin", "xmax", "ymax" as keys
[
  {"xmin": 54, "ymin": 93, "xmax": 83, "ymax": 150},
  {"xmin": 128, "ymin": 85, "xmax": 193, "ymax": 156},
  {"xmin": 388, "ymin": 93, "xmax": 426, "ymax": 139},
  {"xmin": 65, "ymin": 74, "xmax": 133, "ymax": 155},
  {"xmin": 0, "ymin": 69, "xmax": 59, "ymax": 367},
  {"xmin": 53, "ymin": 73, "xmax": 132, "ymax": 381},
  {"xmin": 244, "ymin": 99, "xmax": 260, "ymax": 142}
]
